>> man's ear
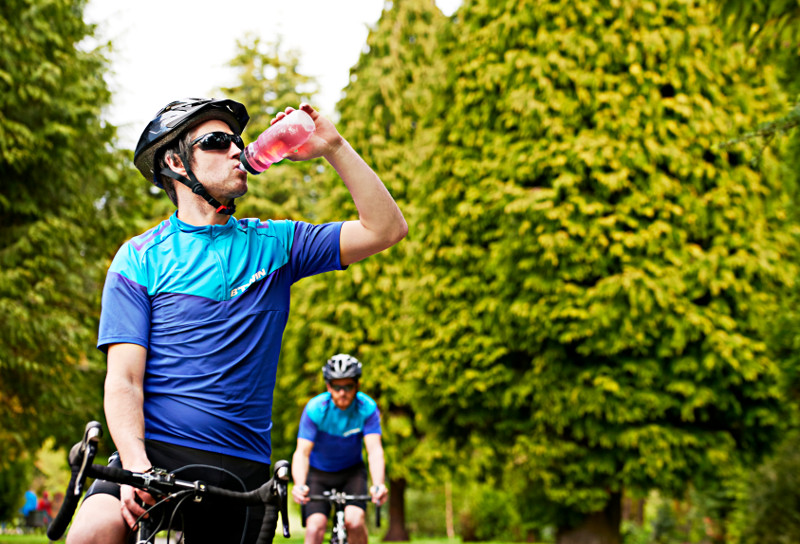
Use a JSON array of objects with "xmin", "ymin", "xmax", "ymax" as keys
[{"xmin": 165, "ymin": 152, "xmax": 186, "ymax": 175}]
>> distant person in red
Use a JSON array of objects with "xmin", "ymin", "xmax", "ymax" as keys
[{"xmin": 37, "ymin": 491, "xmax": 54, "ymax": 523}]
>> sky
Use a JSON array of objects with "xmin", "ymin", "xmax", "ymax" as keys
[{"xmin": 83, "ymin": 0, "xmax": 462, "ymax": 150}]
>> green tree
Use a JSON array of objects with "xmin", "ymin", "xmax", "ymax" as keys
[
  {"xmin": 0, "ymin": 0, "xmax": 143, "ymax": 481},
  {"xmin": 406, "ymin": 0, "xmax": 795, "ymax": 542}
]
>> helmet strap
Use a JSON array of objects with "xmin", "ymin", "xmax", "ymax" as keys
[{"xmin": 159, "ymin": 155, "xmax": 236, "ymax": 215}]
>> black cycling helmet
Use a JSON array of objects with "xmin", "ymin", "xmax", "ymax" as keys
[
  {"xmin": 322, "ymin": 354, "xmax": 363, "ymax": 381},
  {"xmin": 133, "ymin": 98, "xmax": 249, "ymax": 215},
  {"xmin": 134, "ymin": 98, "xmax": 249, "ymax": 186}
]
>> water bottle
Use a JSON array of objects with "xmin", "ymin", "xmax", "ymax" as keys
[{"xmin": 238, "ymin": 109, "xmax": 316, "ymax": 174}]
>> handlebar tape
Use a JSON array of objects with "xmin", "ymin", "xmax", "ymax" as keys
[
  {"xmin": 258, "ymin": 502, "xmax": 280, "ymax": 544},
  {"xmin": 46, "ymin": 461, "xmax": 81, "ymax": 540},
  {"xmin": 47, "ymin": 422, "xmax": 102, "ymax": 541},
  {"xmin": 88, "ymin": 463, "xmax": 133, "ymax": 482}
]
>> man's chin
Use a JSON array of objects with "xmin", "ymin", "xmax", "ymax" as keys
[
  {"xmin": 229, "ymin": 178, "xmax": 248, "ymax": 198},
  {"xmin": 334, "ymin": 400, "xmax": 353, "ymax": 410}
]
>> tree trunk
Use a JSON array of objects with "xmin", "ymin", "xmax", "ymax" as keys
[
  {"xmin": 621, "ymin": 490, "xmax": 644, "ymax": 526},
  {"xmin": 445, "ymin": 478, "xmax": 455, "ymax": 539},
  {"xmin": 557, "ymin": 492, "xmax": 622, "ymax": 544},
  {"xmin": 382, "ymin": 477, "xmax": 410, "ymax": 541}
]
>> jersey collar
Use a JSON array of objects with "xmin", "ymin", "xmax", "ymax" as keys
[{"xmin": 171, "ymin": 211, "xmax": 236, "ymax": 236}]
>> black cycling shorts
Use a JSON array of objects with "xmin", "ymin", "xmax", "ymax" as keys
[
  {"xmin": 302, "ymin": 462, "xmax": 368, "ymax": 522},
  {"xmin": 84, "ymin": 439, "xmax": 271, "ymax": 544}
]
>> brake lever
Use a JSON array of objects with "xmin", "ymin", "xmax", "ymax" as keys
[
  {"xmin": 273, "ymin": 460, "xmax": 290, "ymax": 537},
  {"xmin": 71, "ymin": 421, "xmax": 102, "ymax": 496}
]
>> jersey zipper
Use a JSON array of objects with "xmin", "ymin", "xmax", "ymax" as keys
[{"xmin": 210, "ymin": 229, "xmax": 229, "ymax": 300}]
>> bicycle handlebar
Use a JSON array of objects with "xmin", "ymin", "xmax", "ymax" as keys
[
  {"xmin": 47, "ymin": 422, "xmax": 292, "ymax": 544},
  {"xmin": 307, "ymin": 490, "xmax": 381, "ymax": 528},
  {"xmin": 47, "ymin": 421, "xmax": 102, "ymax": 540}
]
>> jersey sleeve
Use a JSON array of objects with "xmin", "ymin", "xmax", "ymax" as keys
[
  {"xmin": 289, "ymin": 221, "xmax": 346, "ymax": 282},
  {"xmin": 363, "ymin": 403, "xmax": 382, "ymax": 436},
  {"xmin": 97, "ymin": 242, "xmax": 151, "ymax": 353},
  {"xmin": 297, "ymin": 404, "xmax": 319, "ymax": 443}
]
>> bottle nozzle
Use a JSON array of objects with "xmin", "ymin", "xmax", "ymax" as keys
[{"xmin": 238, "ymin": 155, "xmax": 263, "ymax": 175}]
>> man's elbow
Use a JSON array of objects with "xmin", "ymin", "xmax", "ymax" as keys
[
  {"xmin": 388, "ymin": 216, "xmax": 408, "ymax": 247},
  {"xmin": 376, "ymin": 217, "xmax": 407, "ymax": 254}
]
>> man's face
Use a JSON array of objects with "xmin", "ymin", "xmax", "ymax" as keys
[
  {"xmin": 327, "ymin": 378, "xmax": 358, "ymax": 410},
  {"xmin": 186, "ymin": 119, "xmax": 248, "ymax": 202}
]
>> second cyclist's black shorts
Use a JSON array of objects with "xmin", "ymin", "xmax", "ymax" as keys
[
  {"xmin": 302, "ymin": 462, "xmax": 368, "ymax": 522},
  {"xmin": 84, "ymin": 439, "xmax": 271, "ymax": 543}
]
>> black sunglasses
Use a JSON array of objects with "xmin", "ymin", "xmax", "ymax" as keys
[
  {"xmin": 330, "ymin": 384, "xmax": 356, "ymax": 393},
  {"xmin": 190, "ymin": 131, "xmax": 244, "ymax": 152}
]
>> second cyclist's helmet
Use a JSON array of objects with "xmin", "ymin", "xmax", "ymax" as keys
[
  {"xmin": 133, "ymin": 98, "xmax": 249, "ymax": 187},
  {"xmin": 323, "ymin": 354, "xmax": 362, "ymax": 381}
]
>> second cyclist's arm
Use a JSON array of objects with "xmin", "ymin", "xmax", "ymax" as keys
[
  {"xmin": 364, "ymin": 434, "xmax": 387, "ymax": 504},
  {"xmin": 291, "ymin": 438, "xmax": 315, "ymax": 504},
  {"xmin": 104, "ymin": 343, "xmax": 151, "ymax": 471}
]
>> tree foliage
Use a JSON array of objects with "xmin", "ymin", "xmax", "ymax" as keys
[
  {"xmin": 403, "ymin": 0, "xmax": 796, "ymax": 536},
  {"xmin": 0, "ymin": 0, "xmax": 142, "ymax": 469},
  {"xmin": 712, "ymin": 0, "xmax": 800, "ymax": 197},
  {"xmin": 713, "ymin": 0, "xmax": 800, "ymax": 68}
]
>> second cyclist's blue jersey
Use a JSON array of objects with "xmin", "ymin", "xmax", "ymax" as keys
[
  {"xmin": 298, "ymin": 392, "xmax": 381, "ymax": 472},
  {"xmin": 97, "ymin": 212, "xmax": 345, "ymax": 464}
]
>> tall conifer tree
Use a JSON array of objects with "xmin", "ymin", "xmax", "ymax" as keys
[{"xmin": 408, "ymin": 0, "xmax": 795, "ymax": 541}]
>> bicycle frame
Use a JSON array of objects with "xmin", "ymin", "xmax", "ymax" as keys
[
  {"xmin": 47, "ymin": 421, "xmax": 293, "ymax": 544},
  {"xmin": 305, "ymin": 490, "xmax": 381, "ymax": 544}
]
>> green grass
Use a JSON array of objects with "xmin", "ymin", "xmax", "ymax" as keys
[{"xmin": 0, "ymin": 536, "xmax": 51, "ymax": 544}]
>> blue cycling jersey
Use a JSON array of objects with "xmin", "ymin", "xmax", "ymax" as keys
[
  {"xmin": 298, "ymin": 391, "xmax": 381, "ymax": 472},
  {"xmin": 98, "ymin": 212, "xmax": 345, "ymax": 464}
]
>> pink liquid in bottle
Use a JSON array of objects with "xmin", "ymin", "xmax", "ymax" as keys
[{"xmin": 239, "ymin": 109, "xmax": 316, "ymax": 174}]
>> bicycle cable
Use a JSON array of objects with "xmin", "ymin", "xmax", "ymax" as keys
[
  {"xmin": 165, "ymin": 491, "xmax": 194, "ymax": 543},
  {"xmin": 133, "ymin": 489, "xmax": 193, "ymax": 542}
]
